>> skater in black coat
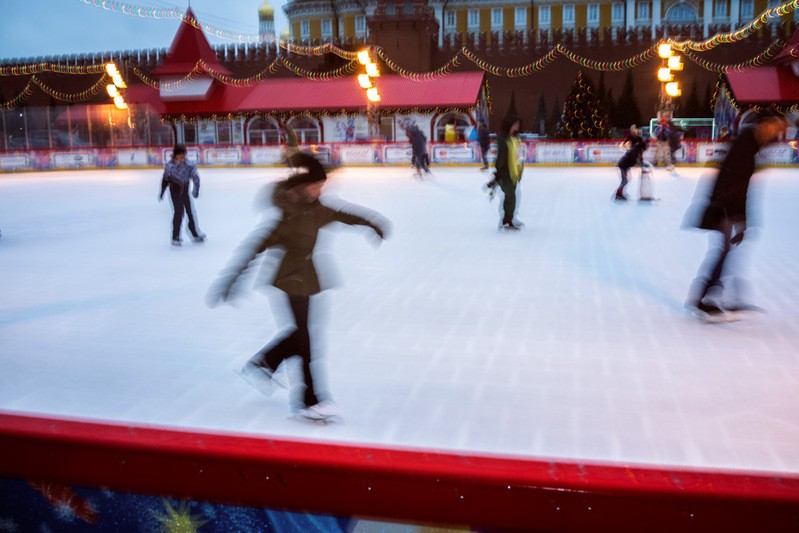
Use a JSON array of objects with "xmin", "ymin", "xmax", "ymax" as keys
[
  {"xmin": 477, "ymin": 120, "xmax": 491, "ymax": 170},
  {"xmin": 409, "ymin": 125, "xmax": 430, "ymax": 177},
  {"xmin": 683, "ymin": 112, "xmax": 786, "ymax": 320},
  {"xmin": 159, "ymin": 145, "xmax": 206, "ymax": 246},
  {"xmin": 614, "ymin": 125, "xmax": 648, "ymax": 201},
  {"xmin": 207, "ymin": 152, "xmax": 390, "ymax": 421}
]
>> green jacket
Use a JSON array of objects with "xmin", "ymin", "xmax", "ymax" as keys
[{"xmin": 221, "ymin": 183, "xmax": 386, "ymax": 297}]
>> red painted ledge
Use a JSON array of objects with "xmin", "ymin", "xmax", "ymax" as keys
[{"xmin": 1, "ymin": 411, "xmax": 798, "ymax": 531}]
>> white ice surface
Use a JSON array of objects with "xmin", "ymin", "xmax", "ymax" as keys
[{"xmin": 1, "ymin": 164, "xmax": 798, "ymax": 474}]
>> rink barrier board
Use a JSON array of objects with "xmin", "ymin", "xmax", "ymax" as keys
[
  {"xmin": 1, "ymin": 411, "xmax": 798, "ymax": 532},
  {"xmin": 1, "ymin": 140, "xmax": 797, "ymax": 172}
]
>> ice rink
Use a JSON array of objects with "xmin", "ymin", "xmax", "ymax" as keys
[{"xmin": 1, "ymin": 163, "xmax": 798, "ymax": 476}]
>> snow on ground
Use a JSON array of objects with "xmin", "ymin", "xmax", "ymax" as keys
[{"xmin": 1, "ymin": 164, "xmax": 798, "ymax": 474}]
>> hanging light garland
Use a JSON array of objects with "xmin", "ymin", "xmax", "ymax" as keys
[
  {"xmin": 671, "ymin": 0, "xmax": 799, "ymax": 52},
  {"xmin": 0, "ymin": 62, "xmax": 106, "ymax": 76},
  {"xmin": 0, "ymin": 80, "xmax": 34, "ymax": 109},
  {"xmin": 199, "ymin": 59, "xmax": 281, "ymax": 87},
  {"xmin": 681, "ymin": 39, "xmax": 785, "ymax": 72},
  {"xmin": 30, "ymin": 73, "xmax": 109, "ymax": 103},
  {"xmin": 376, "ymin": 47, "xmax": 462, "ymax": 80},
  {"xmin": 712, "ymin": 75, "xmax": 799, "ymax": 113},
  {"xmin": 556, "ymin": 43, "xmax": 657, "ymax": 71}
]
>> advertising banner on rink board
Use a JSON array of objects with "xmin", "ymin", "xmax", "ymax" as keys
[
  {"xmin": 52, "ymin": 152, "xmax": 95, "ymax": 168},
  {"xmin": 583, "ymin": 143, "xmax": 627, "ymax": 163},
  {"xmin": 535, "ymin": 143, "xmax": 575, "ymax": 164},
  {"xmin": 756, "ymin": 144, "xmax": 795, "ymax": 165},
  {"xmin": 696, "ymin": 143, "xmax": 730, "ymax": 164},
  {"xmin": 204, "ymin": 148, "xmax": 242, "ymax": 166},
  {"xmin": 249, "ymin": 146, "xmax": 284, "ymax": 165},
  {"xmin": 339, "ymin": 144, "xmax": 375, "ymax": 164},
  {"xmin": 0, "ymin": 154, "xmax": 30, "ymax": 171},
  {"xmin": 432, "ymin": 144, "xmax": 476, "ymax": 163},
  {"xmin": 116, "ymin": 150, "xmax": 150, "ymax": 166},
  {"xmin": 383, "ymin": 144, "xmax": 413, "ymax": 164}
]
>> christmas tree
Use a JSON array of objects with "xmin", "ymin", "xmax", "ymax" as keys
[{"xmin": 557, "ymin": 70, "xmax": 610, "ymax": 139}]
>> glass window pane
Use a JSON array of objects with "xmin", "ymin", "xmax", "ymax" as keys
[{"xmin": 26, "ymin": 107, "xmax": 51, "ymax": 149}]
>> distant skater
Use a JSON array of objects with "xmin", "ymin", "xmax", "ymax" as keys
[
  {"xmin": 488, "ymin": 115, "xmax": 524, "ymax": 229},
  {"xmin": 207, "ymin": 153, "xmax": 390, "ymax": 422},
  {"xmin": 477, "ymin": 120, "xmax": 491, "ymax": 171},
  {"xmin": 409, "ymin": 125, "xmax": 430, "ymax": 177},
  {"xmin": 159, "ymin": 145, "xmax": 205, "ymax": 246},
  {"xmin": 614, "ymin": 125, "xmax": 648, "ymax": 201},
  {"xmin": 683, "ymin": 111, "xmax": 786, "ymax": 321}
]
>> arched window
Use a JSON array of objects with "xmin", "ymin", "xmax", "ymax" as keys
[
  {"xmin": 247, "ymin": 116, "xmax": 281, "ymax": 144},
  {"xmin": 665, "ymin": 2, "xmax": 698, "ymax": 22},
  {"xmin": 286, "ymin": 114, "xmax": 321, "ymax": 144},
  {"xmin": 434, "ymin": 113, "xmax": 472, "ymax": 141}
]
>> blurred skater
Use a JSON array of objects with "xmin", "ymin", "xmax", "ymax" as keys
[
  {"xmin": 683, "ymin": 111, "xmax": 787, "ymax": 321},
  {"xmin": 477, "ymin": 120, "xmax": 491, "ymax": 171},
  {"xmin": 486, "ymin": 115, "xmax": 524, "ymax": 229},
  {"xmin": 159, "ymin": 145, "xmax": 205, "ymax": 246},
  {"xmin": 614, "ymin": 125, "xmax": 648, "ymax": 201},
  {"xmin": 667, "ymin": 120, "xmax": 683, "ymax": 171},
  {"xmin": 207, "ymin": 153, "xmax": 390, "ymax": 421},
  {"xmin": 653, "ymin": 117, "xmax": 672, "ymax": 167},
  {"xmin": 409, "ymin": 125, "xmax": 430, "ymax": 177}
]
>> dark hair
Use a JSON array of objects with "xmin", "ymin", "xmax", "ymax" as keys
[
  {"xmin": 172, "ymin": 145, "xmax": 187, "ymax": 157},
  {"xmin": 285, "ymin": 152, "xmax": 327, "ymax": 188},
  {"xmin": 500, "ymin": 115, "xmax": 520, "ymax": 135}
]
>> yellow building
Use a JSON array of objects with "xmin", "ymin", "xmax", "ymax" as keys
[{"xmin": 282, "ymin": 0, "xmax": 793, "ymax": 43}]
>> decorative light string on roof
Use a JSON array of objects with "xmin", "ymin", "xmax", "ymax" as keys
[
  {"xmin": 0, "ymin": 63, "xmax": 106, "ymax": 76},
  {"xmin": 1, "ymin": 74, "xmax": 109, "ymax": 108},
  {"xmin": 711, "ymin": 75, "xmax": 799, "ymax": 113}
]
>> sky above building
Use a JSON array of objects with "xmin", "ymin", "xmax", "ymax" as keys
[{"xmin": 0, "ymin": 0, "xmax": 288, "ymax": 60}]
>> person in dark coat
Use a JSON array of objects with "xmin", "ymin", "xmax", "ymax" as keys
[
  {"xmin": 409, "ymin": 125, "xmax": 430, "ymax": 177},
  {"xmin": 207, "ymin": 152, "xmax": 390, "ymax": 421},
  {"xmin": 615, "ymin": 125, "xmax": 648, "ymax": 201},
  {"xmin": 667, "ymin": 120, "xmax": 683, "ymax": 170},
  {"xmin": 159, "ymin": 145, "xmax": 205, "ymax": 246},
  {"xmin": 490, "ymin": 115, "xmax": 524, "ymax": 229},
  {"xmin": 477, "ymin": 120, "xmax": 491, "ymax": 170},
  {"xmin": 683, "ymin": 112, "xmax": 786, "ymax": 320}
]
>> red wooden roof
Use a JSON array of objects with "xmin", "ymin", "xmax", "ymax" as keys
[
  {"xmin": 238, "ymin": 71, "xmax": 485, "ymax": 112},
  {"xmin": 725, "ymin": 66, "xmax": 799, "ymax": 105},
  {"xmin": 153, "ymin": 7, "xmax": 231, "ymax": 76},
  {"xmin": 127, "ymin": 71, "xmax": 485, "ymax": 115}
]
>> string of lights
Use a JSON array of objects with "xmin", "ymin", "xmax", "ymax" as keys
[
  {"xmin": 31, "ymin": 73, "xmax": 110, "ymax": 103},
  {"xmin": 681, "ymin": 39, "xmax": 785, "ymax": 72},
  {"xmin": 711, "ymin": 75, "xmax": 799, "ymax": 113},
  {"xmin": 671, "ymin": 0, "xmax": 799, "ymax": 52},
  {"xmin": 0, "ymin": 62, "xmax": 106, "ymax": 77},
  {"xmin": 376, "ymin": 48, "xmax": 462, "ymax": 80},
  {"xmin": 556, "ymin": 44, "xmax": 658, "ymax": 71}
]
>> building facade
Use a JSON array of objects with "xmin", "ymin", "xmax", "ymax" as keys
[{"xmin": 283, "ymin": 0, "xmax": 795, "ymax": 44}]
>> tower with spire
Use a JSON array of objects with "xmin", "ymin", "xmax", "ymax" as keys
[{"xmin": 259, "ymin": 0, "xmax": 275, "ymax": 37}]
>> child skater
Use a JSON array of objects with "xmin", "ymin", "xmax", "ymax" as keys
[
  {"xmin": 207, "ymin": 153, "xmax": 390, "ymax": 421},
  {"xmin": 614, "ymin": 125, "xmax": 648, "ymax": 201}
]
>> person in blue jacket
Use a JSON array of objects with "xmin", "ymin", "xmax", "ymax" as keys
[{"xmin": 159, "ymin": 145, "xmax": 206, "ymax": 246}]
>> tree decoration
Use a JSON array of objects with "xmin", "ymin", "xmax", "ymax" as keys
[{"xmin": 557, "ymin": 70, "xmax": 610, "ymax": 139}]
